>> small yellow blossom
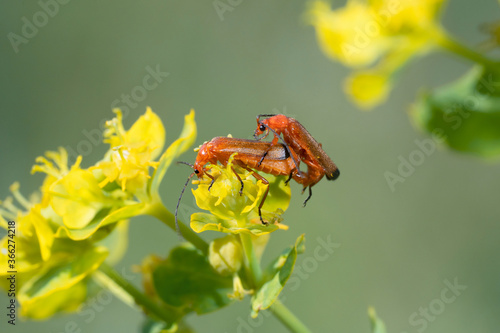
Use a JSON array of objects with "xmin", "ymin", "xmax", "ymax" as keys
[
  {"xmin": 93, "ymin": 107, "xmax": 165, "ymax": 193},
  {"xmin": 345, "ymin": 70, "xmax": 391, "ymax": 109}
]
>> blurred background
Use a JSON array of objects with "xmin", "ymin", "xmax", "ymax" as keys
[{"xmin": 1, "ymin": 0, "xmax": 499, "ymax": 332}]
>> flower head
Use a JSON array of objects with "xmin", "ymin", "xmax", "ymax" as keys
[
  {"xmin": 0, "ymin": 108, "xmax": 197, "ymax": 321},
  {"xmin": 0, "ymin": 185, "xmax": 113, "ymax": 319},
  {"xmin": 190, "ymin": 154, "xmax": 291, "ymax": 235},
  {"xmin": 93, "ymin": 107, "xmax": 165, "ymax": 194}
]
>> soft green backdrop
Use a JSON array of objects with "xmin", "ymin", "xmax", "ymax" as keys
[{"xmin": 1, "ymin": 1, "xmax": 499, "ymax": 332}]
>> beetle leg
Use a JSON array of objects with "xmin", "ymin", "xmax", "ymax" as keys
[
  {"xmin": 242, "ymin": 166, "xmax": 269, "ymax": 225},
  {"xmin": 230, "ymin": 166, "xmax": 244, "ymax": 195},
  {"xmin": 206, "ymin": 173, "xmax": 215, "ymax": 192},
  {"xmin": 303, "ymin": 186, "xmax": 313, "ymax": 207},
  {"xmin": 285, "ymin": 171, "xmax": 293, "ymax": 185}
]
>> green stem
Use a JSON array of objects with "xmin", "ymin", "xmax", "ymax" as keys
[
  {"xmin": 434, "ymin": 32, "xmax": 500, "ymax": 74},
  {"xmin": 239, "ymin": 233, "xmax": 263, "ymax": 288},
  {"xmin": 98, "ymin": 262, "xmax": 176, "ymax": 325},
  {"xmin": 145, "ymin": 201, "xmax": 208, "ymax": 255},
  {"xmin": 270, "ymin": 300, "xmax": 312, "ymax": 333}
]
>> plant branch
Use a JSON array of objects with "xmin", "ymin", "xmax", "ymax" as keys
[
  {"xmin": 270, "ymin": 300, "xmax": 313, "ymax": 333},
  {"xmin": 435, "ymin": 32, "xmax": 500, "ymax": 74},
  {"xmin": 97, "ymin": 262, "xmax": 176, "ymax": 325},
  {"xmin": 145, "ymin": 201, "xmax": 209, "ymax": 255},
  {"xmin": 239, "ymin": 233, "xmax": 263, "ymax": 288}
]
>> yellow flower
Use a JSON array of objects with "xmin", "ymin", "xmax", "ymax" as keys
[
  {"xmin": 369, "ymin": 0, "xmax": 445, "ymax": 35},
  {"xmin": 0, "ymin": 185, "xmax": 112, "ymax": 320},
  {"xmin": 190, "ymin": 155, "xmax": 291, "ymax": 235},
  {"xmin": 308, "ymin": 0, "xmax": 447, "ymax": 109},
  {"xmin": 93, "ymin": 107, "xmax": 165, "ymax": 193},
  {"xmin": 309, "ymin": 0, "xmax": 389, "ymax": 67},
  {"xmin": 0, "ymin": 109, "xmax": 196, "ymax": 321}
]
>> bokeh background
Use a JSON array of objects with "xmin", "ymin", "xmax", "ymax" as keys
[{"xmin": 1, "ymin": 0, "xmax": 500, "ymax": 332}]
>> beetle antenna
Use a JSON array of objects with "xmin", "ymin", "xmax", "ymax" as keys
[
  {"xmin": 256, "ymin": 114, "xmax": 277, "ymax": 121},
  {"xmin": 175, "ymin": 172, "xmax": 195, "ymax": 239},
  {"xmin": 177, "ymin": 161, "xmax": 194, "ymax": 168}
]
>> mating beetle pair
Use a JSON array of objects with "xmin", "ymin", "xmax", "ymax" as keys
[{"xmin": 176, "ymin": 114, "xmax": 340, "ymax": 229}]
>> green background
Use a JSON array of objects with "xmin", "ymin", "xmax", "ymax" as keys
[{"xmin": 1, "ymin": 0, "xmax": 499, "ymax": 332}]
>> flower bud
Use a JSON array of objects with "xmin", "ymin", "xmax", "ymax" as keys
[{"xmin": 208, "ymin": 235, "xmax": 243, "ymax": 275}]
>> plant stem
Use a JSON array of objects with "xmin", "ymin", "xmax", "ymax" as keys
[
  {"xmin": 145, "ymin": 201, "xmax": 208, "ymax": 255},
  {"xmin": 270, "ymin": 300, "xmax": 312, "ymax": 333},
  {"xmin": 98, "ymin": 262, "xmax": 176, "ymax": 325},
  {"xmin": 239, "ymin": 233, "xmax": 263, "ymax": 288},
  {"xmin": 435, "ymin": 32, "xmax": 500, "ymax": 74}
]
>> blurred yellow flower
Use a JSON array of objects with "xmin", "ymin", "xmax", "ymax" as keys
[
  {"xmin": 309, "ymin": 0, "xmax": 447, "ymax": 109},
  {"xmin": 345, "ymin": 70, "xmax": 391, "ymax": 109},
  {"xmin": 309, "ymin": 0, "xmax": 388, "ymax": 67}
]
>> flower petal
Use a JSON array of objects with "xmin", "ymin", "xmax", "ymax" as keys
[{"xmin": 150, "ymin": 110, "xmax": 197, "ymax": 196}]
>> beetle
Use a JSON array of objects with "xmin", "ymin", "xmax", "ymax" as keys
[
  {"xmin": 254, "ymin": 114, "xmax": 340, "ymax": 206},
  {"xmin": 175, "ymin": 136, "xmax": 304, "ymax": 233}
]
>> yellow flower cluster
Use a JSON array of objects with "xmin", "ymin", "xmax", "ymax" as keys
[
  {"xmin": 190, "ymin": 155, "xmax": 291, "ymax": 235},
  {"xmin": 0, "ymin": 108, "xmax": 196, "ymax": 319},
  {"xmin": 309, "ymin": 0, "xmax": 447, "ymax": 108}
]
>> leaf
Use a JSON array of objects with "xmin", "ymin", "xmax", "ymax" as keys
[
  {"xmin": 251, "ymin": 234, "xmax": 305, "ymax": 317},
  {"xmin": 411, "ymin": 66, "xmax": 500, "ymax": 158},
  {"xmin": 152, "ymin": 244, "xmax": 233, "ymax": 315},
  {"xmin": 18, "ymin": 246, "xmax": 108, "ymax": 319},
  {"xmin": 368, "ymin": 307, "xmax": 388, "ymax": 333},
  {"xmin": 190, "ymin": 212, "xmax": 279, "ymax": 235},
  {"xmin": 150, "ymin": 110, "xmax": 197, "ymax": 195},
  {"xmin": 55, "ymin": 203, "xmax": 144, "ymax": 240}
]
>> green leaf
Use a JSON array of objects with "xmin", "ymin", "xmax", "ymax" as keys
[
  {"xmin": 18, "ymin": 246, "xmax": 108, "ymax": 319},
  {"xmin": 368, "ymin": 307, "xmax": 388, "ymax": 333},
  {"xmin": 251, "ymin": 234, "xmax": 305, "ymax": 317},
  {"xmin": 152, "ymin": 244, "xmax": 233, "ymax": 315},
  {"xmin": 411, "ymin": 66, "xmax": 500, "ymax": 158},
  {"xmin": 190, "ymin": 212, "xmax": 280, "ymax": 235},
  {"xmin": 150, "ymin": 110, "xmax": 197, "ymax": 196}
]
